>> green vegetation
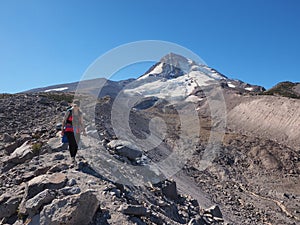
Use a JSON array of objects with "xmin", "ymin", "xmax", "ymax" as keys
[
  {"xmin": 32, "ymin": 142, "xmax": 43, "ymax": 154},
  {"xmin": 39, "ymin": 92, "xmax": 74, "ymax": 103},
  {"xmin": 0, "ymin": 93, "xmax": 12, "ymax": 99},
  {"xmin": 262, "ymin": 81, "xmax": 300, "ymax": 99}
]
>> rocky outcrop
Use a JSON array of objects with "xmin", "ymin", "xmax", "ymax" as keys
[
  {"xmin": 0, "ymin": 194, "xmax": 22, "ymax": 220},
  {"xmin": 24, "ymin": 189, "xmax": 56, "ymax": 216},
  {"xmin": 40, "ymin": 191, "xmax": 99, "ymax": 225},
  {"xmin": 107, "ymin": 140, "xmax": 143, "ymax": 161},
  {"xmin": 1, "ymin": 141, "xmax": 34, "ymax": 173},
  {"xmin": 26, "ymin": 173, "xmax": 67, "ymax": 199}
]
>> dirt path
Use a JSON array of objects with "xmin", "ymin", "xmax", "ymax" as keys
[{"xmin": 235, "ymin": 181, "xmax": 300, "ymax": 222}]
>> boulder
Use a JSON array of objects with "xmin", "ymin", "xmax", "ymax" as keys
[
  {"xmin": 116, "ymin": 146, "xmax": 142, "ymax": 161},
  {"xmin": 11, "ymin": 141, "xmax": 32, "ymax": 158},
  {"xmin": 3, "ymin": 133, "xmax": 14, "ymax": 143},
  {"xmin": 27, "ymin": 173, "xmax": 67, "ymax": 199},
  {"xmin": 52, "ymin": 153, "xmax": 65, "ymax": 161},
  {"xmin": 1, "ymin": 141, "xmax": 34, "ymax": 172},
  {"xmin": 61, "ymin": 186, "xmax": 81, "ymax": 196},
  {"xmin": 47, "ymin": 164, "xmax": 68, "ymax": 174},
  {"xmin": 27, "ymin": 214, "xmax": 40, "ymax": 225},
  {"xmin": 4, "ymin": 142, "xmax": 18, "ymax": 155},
  {"xmin": 47, "ymin": 137, "xmax": 68, "ymax": 152},
  {"xmin": 67, "ymin": 178, "xmax": 77, "ymax": 186},
  {"xmin": 206, "ymin": 205, "xmax": 222, "ymax": 219},
  {"xmin": 0, "ymin": 194, "xmax": 22, "ymax": 219},
  {"xmin": 39, "ymin": 191, "xmax": 99, "ymax": 225},
  {"xmin": 162, "ymin": 180, "xmax": 178, "ymax": 201},
  {"xmin": 25, "ymin": 189, "xmax": 56, "ymax": 216},
  {"xmin": 107, "ymin": 139, "xmax": 138, "ymax": 150},
  {"xmin": 122, "ymin": 205, "xmax": 149, "ymax": 217}
]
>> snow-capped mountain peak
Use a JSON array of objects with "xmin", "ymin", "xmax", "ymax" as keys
[
  {"xmin": 138, "ymin": 52, "xmax": 227, "ymax": 82},
  {"xmin": 125, "ymin": 53, "xmax": 230, "ymax": 103},
  {"xmin": 124, "ymin": 53, "xmax": 264, "ymax": 103}
]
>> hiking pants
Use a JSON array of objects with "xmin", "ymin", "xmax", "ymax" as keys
[{"xmin": 65, "ymin": 131, "xmax": 80, "ymax": 157}]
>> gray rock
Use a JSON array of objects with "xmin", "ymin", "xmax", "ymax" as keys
[
  {"xmin": 26, "ymin": 173, "xmax": 67, "ymax": 199},
  {"xmin": 107, "ymin": 139, "xmax": 139, "ymax": 151},
  {"xmin": 3, "ymin": 133, "xmax": 14, "ymax": 142},
  {"xmin": 116, "ymin": 146, "xmax": 142, "ymax": 161},
  {"xmin": 1, "ymin": 142, "xmax": 34, "ymax": 172},
  {"xmin": 40, "ymin": 191, "xmax": 99, "ymax": 225},
  {"xmin": 61, "ymin": 186, "xmax": 81, "ymax": 195},
  {"xmin": 109, "ymin": 188, "xmax": 121, "ymax": 198},
  {"xmin": 27, "ymin": 214, "xmax": 40, "ymax": 225},
  {"xmin": 0, "ymin": 194, "xmax": 22, "ymax": 219},
  {"xmin": 52, "ymin": 153, "xmax": 65, "ymax": 161},
  {"xmin": 10, "ymin": 141, "xmax": 32, "ymax": 158},
  {"xmin": 162, "ymin": 180, "xmax": 178, "ymax": 201},
  {"xmin": 122, "ymin": 205, "xmax": 149, "ymax": 217},
  {"xmin": 25, "ymin": 189, "xmax": 56, "ymax": 216},
  {"xmin": 67, "ymin": 178, "xmax": 77, "ymax": 186},
  {"xmin": 4, "ymin": 142, "xmax": 18, "ymax": 155},
  {"xmin": 47, "ymin": 138, "xmax": 67, "ymax": 152},
  {"xmin": 47, "ymin": 164, "xmax": 68, "ymax": 173},
  {"xmin": 206, "ymin": 205, "xmax": 223, "ymax": 219}
]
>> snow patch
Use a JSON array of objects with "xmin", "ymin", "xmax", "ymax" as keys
[
  {"xmin": 185, "ymin": 95, "xmax": 203, "ymax": 103},
  {"xmin": 138, "ymin": 62, "xmax": 163, "ymax": 80},
  {"xmin": 227, "ymin": 82, "xmax": 236, "ymax": 88},
  {"xmin": 44, "ymin": 87, "xmax": 69, "ymax": 92},
  {"xmin": 245, "ymin": 87, "xmax": 253, "ymax": 91}
]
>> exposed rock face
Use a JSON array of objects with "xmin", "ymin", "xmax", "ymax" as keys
[
  {"xmin": 107, "ymin": 140, "xmax": 143, "ymax": 161},
  {"xmin": 40, "ymin": 191, "xmax": 99, "ymax": 225},
  {"xmin": 1, "ymin": 141, "xmax": 34, "ymax": 173},
  {"xmin": 25, "ymin": 189, "xmax": 56, "ymax": 216},
  {"xmin": 27, "ymin": 173, "xmax": 67, "ymax": 199},
  {"xmin": 0, "ymin": 194, "xmax": 22, "ymax": 220}
]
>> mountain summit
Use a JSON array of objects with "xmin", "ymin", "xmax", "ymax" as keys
[
  {"xmin": 139, "ymin": 52, "xmax": 227, "ymax": 81},
  {"xmin": 122, "ymin": 53, "xmax": 263, "ymax": 103}
]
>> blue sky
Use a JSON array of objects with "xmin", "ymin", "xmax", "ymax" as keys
[{"xmin": 0, "ymin": 0, "xmax": 299, "ymax": 93}]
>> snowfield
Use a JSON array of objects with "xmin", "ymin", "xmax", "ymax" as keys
[{"xmin": 125, "ymin": 71, "xmax": 215, "ymax": 102}]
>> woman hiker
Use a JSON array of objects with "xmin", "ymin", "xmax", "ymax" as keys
[{"xmin": 61, "ymin": 100, "xmax": 86, "ymax": 164}]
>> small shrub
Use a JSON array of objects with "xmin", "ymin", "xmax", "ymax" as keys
[
  {"xmin": 0, "ymin": 93, "xmax": 11, "ymax": 99},
  {"xmin": 32, "ymin": 142, "xmax": 43, "ymax": 154},
  {"xmin": 39, "ymin": 92, "xmax": 74, "ymax": 103}
]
